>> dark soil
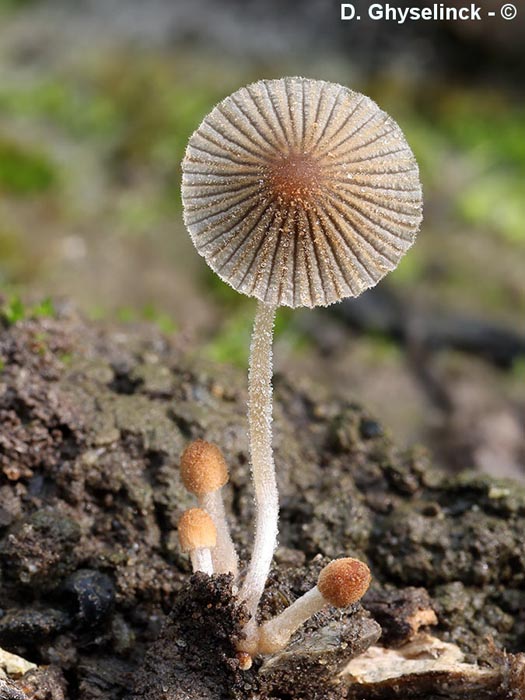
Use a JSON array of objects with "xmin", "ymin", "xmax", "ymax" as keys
[{"xmin": 0, "ymin": 311, "xmax": 524, "ymax": 699}]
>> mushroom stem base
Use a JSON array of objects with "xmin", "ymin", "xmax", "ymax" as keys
[
  {"xmin": 190, "ymin": 548, "xmax": 214, "ymax": 575},
  {"xmin": 258, "ymin": 586, "xmax": 325, "ymax": 654},
  {"xmin": 201, "ymin": 490, "xmax": 238, "ymax": 578}
]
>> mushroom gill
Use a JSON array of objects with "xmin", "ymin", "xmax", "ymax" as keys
[{"xmin": 182, "ymin": 77, "xmax": 423, "ymax": 309}]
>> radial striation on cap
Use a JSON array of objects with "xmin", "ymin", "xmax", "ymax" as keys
[
  {"xmin": 178, "ymin": 508, "xmax": 217, "ymax": 552},
  {"xmin": 317, "ymin": 558, "xmax": 371, "ymax": 608},
  {"xmin": 180, "ymin": 439, "xmax": 229, "ymax": 495},
  {"xmin": 182, "ymin": 77, "xmax": 423, "ymax": 309}
]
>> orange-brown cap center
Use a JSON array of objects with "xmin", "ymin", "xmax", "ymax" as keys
[
  {"xmin": 265, "ymin": 151, "xmax": 322, "ymax": 204},
  {"xmin": 180, "ymin": 439, "xmax": 229, "ymax": 495}
]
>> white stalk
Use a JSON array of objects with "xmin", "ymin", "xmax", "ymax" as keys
[
  {"xmin": 258, "ymin": 586, "xmax": 325, "ymax": 654},
  {"xmin": 201, "ymin": 490, "xmax": 239, "ymax": 578},
  {"xmin": 239, "ymin": 301, "xmax": 278, "ymax": 653},
  {"xmin": 190, "ymin": 547, "xmax": 214, "ymax": 575}
]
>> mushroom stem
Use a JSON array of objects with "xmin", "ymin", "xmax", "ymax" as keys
[
  {"xmin": 190, "ymin": 547, "xmax": 214, "ymax": 576},
  {"xmin": 201, "ymin": 490, "xmax": 238, "ymax": 577},
  {"xmin": 258, "ymin": 586, "xmax": 325, "ymax": 654},
  {"xmin": 239, "ymin": 300, "xmax": 278, "ymax": 650},
  {"xmin": 258, "ymin": 557, "xmax": 372, "ymax": 655}
]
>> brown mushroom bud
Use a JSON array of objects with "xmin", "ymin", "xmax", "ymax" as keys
[
  {"xmin": 178, "ymin": 508, "xmax": 217, "ymax": 575},
  {"xmin": 179, "ymin": 440, "xmax": 238, "ymax": 577},
  {"xmin": 180, "ymin": 439, "xmax": 228, "ymax": 495},
  {"xmin": 317, "ymin": 557, "xmax": 372, "ymax": 607},
  {"xmin": 257, "ymin": 558, "xmax": 371, "ymax": 655}
]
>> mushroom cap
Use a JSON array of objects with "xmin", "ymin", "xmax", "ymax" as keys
[
  {"xmin": 180, "ymin": 439, "xmax": 229, "ymax": 495},
  {"xmin": 182, "ymin": 77, "xmax": 422, "ymax": 309},
  {"xmin": 317, "ymin": 557, "xmax": 371, "ymax": 608},
  {"xmin": 177, "ymin": 508, "xmax": 217, "ymax": 552}
]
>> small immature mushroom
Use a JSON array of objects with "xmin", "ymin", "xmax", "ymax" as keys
[
  {"xmin": 257, "ymin": 558, "xmax": 372, "ymax": 655},
  {"xmin": 180, "ymin": 439, "xmax": 238, "ymax": 577},
  {"xmin": 177, "ymin": 507, "xmax": 217, "ymax": 576},
  {"xmin": 182, "ymin": 77, "xmax": 422, "ymax": 652},
  {"xmin": 236, "ymin": 651, "xmax": 253, "ymax": 671}
]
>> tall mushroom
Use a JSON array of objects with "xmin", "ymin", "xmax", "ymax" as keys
[{"xmin": 181, "ymin": 77, "xmax": 423, "ymax": 652}]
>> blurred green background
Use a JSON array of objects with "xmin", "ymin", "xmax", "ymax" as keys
[{"xmin": 0, "ymin": 0, "xmax": 523, "ymax": 478}]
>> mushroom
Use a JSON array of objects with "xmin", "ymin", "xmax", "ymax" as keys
[
  {"xmin": 257, "ymin": 558, "xmax": 372, "ymax": 654},
  {"xmin": 177, "ymin": 507, "xmax": 217, "ymax": 575},
  {"xmin": 181, "ymin": 77, "xmax": 422, "ymax": 652},
  {"xmin": 180, "ymin": 439, "xmax": 238, "ymax": 577}
]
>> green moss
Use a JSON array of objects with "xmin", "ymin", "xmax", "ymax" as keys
[
  {"xmin": 0, "ymin": 138, "xmax": 56, "ymax": 195},
  {"xmin": 0, "ymin": 59, "xmax": 232, "ymax": 209},
  {"xmin": 0, "ymin": 81, "xmax": 121, "ymax": 138},
  {"xmin": 202, "ymin": 270, "xmax": 244, "ymax": 308},
  {"xmin": 90, "ymin": 60, "xmax": 214, "ymax": 154},
  {"xmin": 511, "ymin": 357, "xmax": 525, "ymax": 381},
  {"xmin": 0, "ymin": 0, "xmax": 37, "ymax": 11},
  {"xmin": 435, "ymin": 92, "xmax": 525, "ymax": 170},
  {"xmin": 114, "ymin": 306, "xmax": 135, "ymax": 323},
  {"xmin": 457, "ymin": 174, "xmax": 525, "ymax": 245},
  {"xmin": 204, "ymin": 310, "xmax": 252, "ymax": 367},
  {"xmin": 86, "ymin": 305, "xmax": 107, "ymax": 322},
  {"xmin": 59, "ymin": 352, "xmax": 73, "ymax": 366},
  {"xmin": 204, "ymin": 306, "xmax": 310, "ymax": 368},
  {"xmin": 114, "ymin": 304, "xmax": 177, "ymax": 335},
  {"xmin": 0, "ymin": 295, "xmax": 56, "ymax": 326},
  {"xmin": 1, "ymin": 295, "xmax": 26, "ymax": 324},
  {"xmin": 367, "ymin": 333, "xmax": 403, "ymax": 363},
  {"xmin": 32, "ymin": 330, "xmax": 49, "ymax": 355},
  {"xmin": 32, "ymin": 297, "xmax": 56, "ymax": 318},
  {"xmin": 400, "ymin": 117, "xmax": 449, "ymax": 186},
  {"xmin": 140, "ymin": 303, "xmax": 177, "ymax": 335},
  {"xmin": 115, "ymin": 194, "xmax": 167, "ymax": 235},
  {"xmin": 389, "ymin": 249, "xmax": 425, "ymax": 285}
]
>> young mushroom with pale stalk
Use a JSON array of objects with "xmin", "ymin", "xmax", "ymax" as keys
[
  {"xmin": 177, "ymin": 507, "xmax": 217, "ymax": 576},
  {"xmin": 180, "ymin": 439, "xmax": 238, "ymax": 577},
  {"xmin": 258, "ymin": 558, "xmax": 372, "ymax": 654},
  {"xmin": 181, "ymin": 77, "xmax": 423, "ymax": 656}
]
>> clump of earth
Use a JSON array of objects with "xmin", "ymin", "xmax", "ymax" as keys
[{"xmin": 0, "ymin": 309, "xmax": 523, "ymax": 699}]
